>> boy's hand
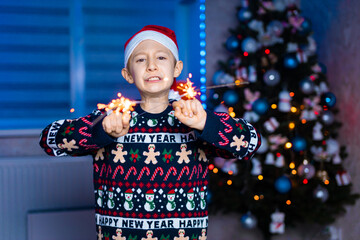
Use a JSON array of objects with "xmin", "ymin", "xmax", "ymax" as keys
[
  {"xmin": 102, "ymin": 111, "xmax": 131, "ymax": 138},
  {"xmin": 172, "ymin": 99, "xmax": 207, "ymax": 131}
]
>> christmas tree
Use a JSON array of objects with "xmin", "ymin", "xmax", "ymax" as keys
[{"xmin": 206, "ymin": 0, "xmax": 359, "ymax": 239}]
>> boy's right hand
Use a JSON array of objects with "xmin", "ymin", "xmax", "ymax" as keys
[{"xmin": 102, "ymin": 111, "xmax": 131, "ymax": 138}]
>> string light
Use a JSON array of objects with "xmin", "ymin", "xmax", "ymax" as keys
[
  {"xmin": 227, "ymin": 180, "xmax": 233, "ymax": 185},
  {"xmin": 199, "ymin": 0, "xmax": 207, "ymax": 107},
  {"xmin": 291, "ymin": 169, "xmax": 297, "ymax": 175},
  {"xmin": 254, "ymin": 195, "xmax": 260, "ymax": 200},
  {"xmin": 303, "ymin": 179, "xmax": 308, "ymax": 184},
  {"xmin": 258, "ymin": 175, "xmax": 264, "ymax": 180},
  {"xmin": 289, "ymin": 122, "xmax": 295, "ymax": 129},
  {"xmin": 209, "ymin": 164, "xmax": 214, "ymax": 170},
  {"xmin": 291, "ymin": 106, "xmax": 297, "ymax": 113},
  {"xmin": 271, "ymin": 104, "xmax": 277, "ymax": 109},
  {"xmin": 289, "ymin": 162, "xmax": 295, "ymax": 169},
  {"xmin": 213, "ymin": 168, "xmax": 219, "ymax": 173},
  {"xmin": 70, "ymin": 108, "xmax": 75, "ymax": 113},
  {"xmin": 286, "ymin": 200, "xmax": 292, "ymax": 205},
  {"xmin": 285, "ymin": 142, "xmax": 292, "ymax": 149}
]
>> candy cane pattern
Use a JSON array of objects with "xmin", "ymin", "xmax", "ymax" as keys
[
  {"xmin": 198, "ymin": 164, "xmax": 203, "ymax": 179},
  {"xmin": 79, "ymin": 126, "xmax": 92, "ymax": 137},
  {"xmin": 94, "ymin": 163, "xmax": 99, "ymax": 172},
  {"xmin": 100, "ymin": 163, "xmax": 106, "ymax": 177},
  {"xmin": 125, "ymin": 166, "xmax": 137, "ymax": 180},
  {"xmin": 214, "ymin": 112, "xmax": 233, "ymax": 133},
  {"xmin": 106, "ymin": 165, "xmax": 112, "ymax": 178},
  {"xmin": 150, "ymin": 167, "xmax": 164, "ymax": 181},
  {"xmin": 163, "ymin": 166, "xmax": 177, "ymax": 181},
  {"xmin": 80, "ymin": 116, "xmax": 93, "ymax": 126},
  {"xmin": 137, "ymin": 166, "xmax": 150, "ymax": 181},
  {"xmin": 177, "ymin": 166, "xmax": 190, "ymax": 181},
  {"xmin": 218, "ymin": 131, "xmax": 230, "ymax": 146},
  {"xmin": 202, "ymin": 167, "xmax": 208, "ymax": 179},
  {"xmin": 189, "ymin": 165, "xmax": 197, "ymax": 180},
  {"xmin": 79, "ymin": 139, "xmax": 97, "ymax": 149},
  {"xmin": 112, "ymin": 165, "xmax": 124, "ymax": 179}
]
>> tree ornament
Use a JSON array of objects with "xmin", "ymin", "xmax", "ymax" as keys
[
  {"xmin": 298, "ymin": 17, "xmax": 312, "ymax": 36},
  {"xmin": 274, "ymin": 153, "xmax": 285, "ymax": 168},
  {"xmin": 335, "ymin": 170, "xmax": 351, "ymax": 186},
  {"xmin": 267, "ymin": 20, "xmax": 284, "ymax": 36},
  {"xmin": 299, "ymin": 78, "xmax": 315, "ymax": 94},
  {"xmin": 313, "ymin": 185, "xmax": 329, "ymax": 202},
  {"xmin": 223, "ymin": 89, "xmax": 239, "ymax": 106},
  {"xmin": 237, "ymin": 8, "xmax": 252, "ymax": 22},
  {"xmin": 278, "ymin": 90, "xmax": 291, "ymax": 112},
  {"xmin": 248, "ymin": 65, "xmax": 257, "ymax": 82},
  {"xmin": 241, "ymin": 37, "xmax": 258, "ymax": 53},
  {"xmin": 297, "ymin": 161, "xmax": 316, "ymax": 179},
  {"xmin": 326, "ymin": 138, "xmax": 342, "ymax": 164},
  {"xmin": 317, "ymin": 170, "xmax": 330, "ymax": 183},
  {"xmin": 283, "ymin": 54, "xmax": 299, "ymax": 68},
  {"xmin": 321, "ymin": 111, "xmax": 335, "ymax": 125},
  {"xmin": 268, "ymin": 134, "xmax": 288, "ymax": 151},
  {"xmin": 226, "ymin": 35, "xmax": 240, "ymax": 52},
  {"xmin": 251, "ymin": 157, "xmax": 262, "ymax": 175},
  {"xmin": 291, "ymin": 136, "xmax": 307, "ymax": 152},
  {"xmin": 241, "ymin": 212, "xmax": 258, "ymax": 229},
  {"xmin": 264, "ymin": 117, "xmax": 279, "ymax": 133},
  {"xmin": 274, "ymin": 175, "xmax": 292, "ymax": 193},
  {"xmin": 263, "ymin": 69, "xmax": 281, "ymax": 86},
  {"xmin": 257, "ymin": 135, "xmax": 269, "ymax": 154},
  {"xmin": 321, "ymin": 92, "xmax": 337, "ymax": 108},
  {"xmin": 312, "ymin": 122, "xmax": 323, "ymax": 141},
  {"xmin": 269, "ymin": 211, "xmax": 285, "ymax": 234},
  {"xmin": 213, "ymin": 70, "xmax": 234, "ymax": 85},
  {"xmin": 252, "ymin": 98, "xmax": 269, "ymax": 115},
  {"xmin": 265, "ymin": 152, "xmax": 275, "ymax": 165}
]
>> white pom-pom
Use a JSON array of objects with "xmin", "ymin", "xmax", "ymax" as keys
[{"xmin": 168, "ymin": 89, "xmax": 181, "ymax": 101}]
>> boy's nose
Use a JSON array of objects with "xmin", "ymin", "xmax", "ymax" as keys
[{"xmin": 147, "ymin": 59, "xmax": 158, "ymax": 71}]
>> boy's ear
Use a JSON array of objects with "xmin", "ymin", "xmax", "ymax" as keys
[
  {"xmin": 173, "ymin": 60, "xmax": 183, "ymax": 78},
  {"xmin": 121, "ymin": 68, "xmax": 134, "ymax": 84}
]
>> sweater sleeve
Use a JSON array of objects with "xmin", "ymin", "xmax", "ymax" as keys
[
  {"xmin": 39, "ymin": 109, "xmax": 115, "ymax": 157},
  {"xmin": 195, "ymin": 110, "xmax": 261, "ymax": 160}
]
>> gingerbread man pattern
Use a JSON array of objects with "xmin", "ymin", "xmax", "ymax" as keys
[
  {"xmin": 230, "ymin": 135, "xmax": 249, "ymax": 151},
  {"xmin": 198, "ymin": 229, "xmax": 207, "ymax": 240},
  {"xmin": 176, "ymin": 144, "xmax": 192, "ymax": 164},
  {"xmin": 197, "ymin": 148, "xmax": 207, "ymax": 162},
  {"xmin": 97, "ymin": 226, "xmax": 103, "ymax": 240},
  {"xmin": 174, "ymin": 229, "xmax": 189, "ymax": 240},
  {"xmin": 143, "ymin": 144, "xmax": 160, "ymax": 164},
  {"xmin": 141, "ymin": 230, "xmax": 158, "ymax": 240},
  {"xmin": 95, "ymin": 148, "xmax": 105, "ymax": 161},
  {"xmin": 112, "ymin": 229, "xmax": 126, "ymax": 240},
  {"xmin": 58, "ymin": 139, "xmax": 79, "ymax": 151},
  {"xmin": 112, "ymin": 143, "xmax": 128, "ymax": 163}
]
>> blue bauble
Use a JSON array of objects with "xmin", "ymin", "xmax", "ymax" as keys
[
  {"xmin": 252, "ymin": 98, "xmax": 269, "ymax": 115},
  {"xmin": 299, "ymin": 78, "xmax": 315, "ymax": 94},
  {"xmin": 299, "ymin": 18, "xmax": 312, "ymax": 36},
  {"xmin": 263, "ymin": 69, "xmax": 281, "ymax": 86},
  {"xmin": 223, "ymin": 90, "xmax": 239, "ymax": 106},
  {"xmin": 241, "ymin": 37, "xmax": 258, "ymax": 53},
  {"xmin": 321, "ymin": 92, "xmax": 337, "ymax": 108},
  {"xmin": 284, "ymin": 54, "xmax": 299, "ymax": 69},
  {"xmin": 275, "ymin": 176, "xmax": 292, "ymax": 193},
  {"xmin": 267, "ymin": 20, "xmax": 284, "ymax": 36},
  {"xmin": 240, "ymin": 212, "xmax": 257, "ymax": 229},
  {"xmin": 226, "ymin": 35, "xmax": 240, "ymax": 52},
  {"xmin": 237, "ymin": 8, "xmax": 252, "ymax": 22},
  {"xmin": 292, "ymin": 136, "xmax": 307, "ymax": 152}
]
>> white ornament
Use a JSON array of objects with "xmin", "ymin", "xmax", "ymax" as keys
[
  {"xmin": 278, "ymin": 90, "xmax": 291, "ymax": 112},
  {"xmin": 248, "ymin": 65, "xmax": 257, "ymax": 82},
  {"xmin": 243, "ymin": 111, "xmax": 260, "ymax": 122},
  {"xmin": 265, "ymin": 152, "xmax": 275, "ymax": 165},
  {"xmin": 264, "ymin": 117, "xmax": 279, "ymax": 133},
  {"xmin": 257, "ymin": 135, "xmax": 269, "ymax": 154},
  {"xmin": 275, "ymin": 153, "xmax": 285, "ymax": 168},
  {"xmin": 251, "ymin": 157, "xmax": 262, "ymax": 175},
  {"xmin": 335, "ymin": 171, "xmax": 351, "ymax": 186},
  {"xmin": 269, "ymin": 211, "xmax": 285, "ymax": 234},
  {"xmin": 312, "ymin": 122, "xmax": 323, "ymax": 140}
]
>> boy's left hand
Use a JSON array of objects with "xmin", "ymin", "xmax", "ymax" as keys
[{"xmin": 172, "ymin": 98, "xmax": 207, "ymax": 131}]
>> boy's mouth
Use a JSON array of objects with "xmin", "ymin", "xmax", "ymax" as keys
[{"xmin": 146, "ymin": 76, "xmax": 161, "ymax": 82}]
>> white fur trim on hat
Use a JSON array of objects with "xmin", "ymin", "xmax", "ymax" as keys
[{"xmin": 124, "ymin": 30, "xmax": 179, "ymax": 67}]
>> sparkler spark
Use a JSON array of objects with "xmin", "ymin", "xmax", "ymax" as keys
[
  {"xmin": 177, "ymin": 77, "xmax": 200, "ymax": 100},
  {"xmin": 97, "ymin": 93, "xmax": 137, "ymax": 114}
]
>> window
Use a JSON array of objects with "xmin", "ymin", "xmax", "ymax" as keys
[{"xmin": 0, "ymin": 0, "xmax": 202, "ymax": 130}]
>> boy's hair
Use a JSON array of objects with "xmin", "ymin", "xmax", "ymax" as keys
[{"xmin": 124, "ymin": 25, "xmax": 179, "ymax": 68}]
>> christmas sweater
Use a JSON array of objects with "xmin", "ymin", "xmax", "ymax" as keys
[{"xmin": 39, "ymin": 103, "xmax": 261, "ymax": 240}]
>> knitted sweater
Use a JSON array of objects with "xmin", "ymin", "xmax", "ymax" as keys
[{"xmin": 40, "ymin": 103, "xmax": 261, "ymax": 240}]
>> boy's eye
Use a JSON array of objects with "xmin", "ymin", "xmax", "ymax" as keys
[
  {"xmin": 158, "ymin": 56, "xmax": 166, "ymax": 60},
  {"xmin": 136, "ymin": 58, "xmax": 145, "ymax": 63}
]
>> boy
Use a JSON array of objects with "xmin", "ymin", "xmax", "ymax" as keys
[{"xmin": 40, "ymin": 25, "xmax": 261, "ymax": 239}]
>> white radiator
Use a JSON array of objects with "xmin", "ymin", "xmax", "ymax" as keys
[{"xmin": 0, "ymin": 155, "xmax": 95, "ymax": 240}]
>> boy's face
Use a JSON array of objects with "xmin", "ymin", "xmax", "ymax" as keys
[{"xmin": 122, "ymin": 40, "xmax": 183, "ymax": 99}]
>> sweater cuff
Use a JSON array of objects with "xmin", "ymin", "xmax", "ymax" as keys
[
  {"xmin": 195, "ymin": 110, "xmax": 220, "ymax": 143},
  {"xmin": 92, "ymin": 118, "xmax": 115, "ymax": 147}
]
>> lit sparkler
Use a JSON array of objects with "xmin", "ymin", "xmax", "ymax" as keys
[
  {"xmin": 177, "ymin": 77, "xmax": 200, "ymax": 100},
  {"xmin": 97, "ymin": 93, "xmax": 137, "ymax": 114}
]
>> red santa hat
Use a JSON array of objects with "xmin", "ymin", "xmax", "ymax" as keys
[{"xmin": 124, "ymin": 25, "xmax": 179, "ymax": 68}]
